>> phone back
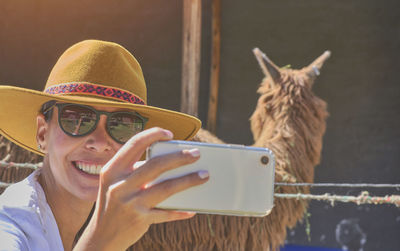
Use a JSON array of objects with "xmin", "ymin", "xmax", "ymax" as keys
[{"xmin": 147, "ymin": 140, "xmax": 275, "ymax": 217}]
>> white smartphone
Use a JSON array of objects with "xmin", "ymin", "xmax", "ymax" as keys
[{"xmin": 146, "ymin": 140, "xmax": 275, "ymax": 217}]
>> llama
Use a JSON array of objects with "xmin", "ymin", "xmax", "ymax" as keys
[
  {"xmin": 249, "ymin": 48, "xmax": 330, "ymax": 249},
  {"xmin": 0, "ymin": 48, "xmax": 330, "ymax": 250}
]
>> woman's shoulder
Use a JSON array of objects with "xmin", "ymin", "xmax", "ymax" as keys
[
  {"xmin": 0, "ymin": 169, "xmax": 59, "ymax": 250},
  {"xmin": 0, "ymin": 169, "xmax": 42, "ymax": 210},
  {"xmin": 0, "ymin": 168, "xmax": 50, "ymax": 233}
]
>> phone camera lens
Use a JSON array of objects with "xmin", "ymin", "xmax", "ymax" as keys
[{"xmin": 261, "ymin": 156, "xmax": 269, "ymax": 165}]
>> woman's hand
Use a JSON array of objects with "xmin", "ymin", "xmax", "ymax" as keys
[{"xmin": 74, "ymin": 127, "xmax": 209, "ymax": 251}]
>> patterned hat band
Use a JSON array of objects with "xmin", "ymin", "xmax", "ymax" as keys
[{"xmin": 44, "ymin": 82, "xmax": 146, "ymax": 105}]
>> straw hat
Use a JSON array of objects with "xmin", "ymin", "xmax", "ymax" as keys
[{"xmin": 0, "ymin": 40, "xmax": 201, "ymax": 156}]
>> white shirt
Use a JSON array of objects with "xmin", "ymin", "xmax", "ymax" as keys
[{"xmin": 0, "ymin": 169, "xmax": 64, "ymax": 251}]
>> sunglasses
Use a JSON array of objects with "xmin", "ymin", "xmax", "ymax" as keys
[{"xmin": 44, "ymin": 103, "xmax": 148, "ymax": 144}]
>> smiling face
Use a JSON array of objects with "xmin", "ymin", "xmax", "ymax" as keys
[{"xmin": 37, "ymin": 104, "xmax": 124, "ymax": 202}]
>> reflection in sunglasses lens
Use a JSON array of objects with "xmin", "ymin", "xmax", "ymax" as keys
[
  {"xmin": 60, "ymin": 105, "xmax": 96, "ymax": 136},
  {"xmin": 108, "ymin": 113, "xmax": 144, "ymax": 143}
]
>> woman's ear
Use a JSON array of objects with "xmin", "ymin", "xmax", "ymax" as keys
[{"xmin": 36, "ymin": 114, "xmax": 49, "ymax": 153}]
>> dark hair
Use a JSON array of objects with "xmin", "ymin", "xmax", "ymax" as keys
[{"xmin": 40, "ymin": 100, "xmax": 56, "ymax": 121}]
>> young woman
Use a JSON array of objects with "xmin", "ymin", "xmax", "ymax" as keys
[{"xmin": 0, "ymin": 40, "xmax": 209, "ymax": 250}]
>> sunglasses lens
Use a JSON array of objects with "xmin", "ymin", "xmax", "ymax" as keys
[
  {"xmin": 108, "ymin": 113, "xmax": 144, "ymax": 143},
  {"xmin": 59, "ymin": 105, "xmax": 97, "ymax": 136}
]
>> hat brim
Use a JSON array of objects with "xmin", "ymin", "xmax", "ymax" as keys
[{"xmin": 0, "ymin": 86, "xmax": 201, "ymax": 156}]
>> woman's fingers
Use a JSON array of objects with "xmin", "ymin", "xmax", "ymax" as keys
[
  {"xmin": 123, "ymin": 148, "xmax": 200, "ymax": 190},
  {"xmin": 101, "ymin": 127, "xmax": 173, "ymax": 184},
  {"xmin": 136, "ymin": 170, "xmax": 209, "ymax": 208}
]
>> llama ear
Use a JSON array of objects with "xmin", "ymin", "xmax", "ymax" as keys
[
  {"xmin": 253, "ymin": 48, "xmax": 281, "ymax": 86},
  {"xmin": 306, "ymin": 50, "xmax": 331, "ymax": 78}
]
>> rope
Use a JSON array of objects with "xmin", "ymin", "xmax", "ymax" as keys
[
  {"xmin": 275, "ymin": 182, "xmax": 400, "ymax": 188},
  {"xmin": 0, "ymin": 161, "xmax": 41, "ymax": 170},
  {"xmin": 2, "ymin": 182, "xmax": 399, "ymax": 208},
  {"xmin": 275, "ymin": 191, "xmax": 400, "ymax": 207},
  {"xmin": 0, "ymin": 161, "xmax": 41, "ymax": 189},
  {"xmin": 0, "ymin": 181, "xmax": 13, "ymax": 188}
]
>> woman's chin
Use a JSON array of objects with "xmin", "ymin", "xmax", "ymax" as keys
[{"xmin": 74, "ymin": 188, "xmax": 99, "ymax": 203}]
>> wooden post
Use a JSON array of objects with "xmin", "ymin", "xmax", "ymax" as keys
[
  {"xmin": 206, "ymin": 0, "xmax": 221, "ymax": 133},
  {"xmin": 181, "ymin": 0, "xmax": 202, "ymax": 117}
]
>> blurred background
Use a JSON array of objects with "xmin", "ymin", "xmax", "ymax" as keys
[{"xmin": 0, "ymin": 0, "xmax": 399, "ymax": 250}]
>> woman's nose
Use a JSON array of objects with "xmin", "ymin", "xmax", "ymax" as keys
[{"xmin": 84, "ymin": 115, "xmax": 113, "ymax": 152}]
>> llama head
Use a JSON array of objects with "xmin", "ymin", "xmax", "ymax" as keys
[{"xmin": 250, "ymin": 48, "xmax": 330, "ymax": 146}]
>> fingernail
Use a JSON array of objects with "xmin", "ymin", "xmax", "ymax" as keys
[
  {"xmin": 165, "ymin": 130, "xmax": 173, "ymax": 139},
  {"xmin": 187, "ymin": 148, "xmax": 200, "ymax": 157},
  {"xmin": 198, "ymin": 170, "xmax": 209, "ymax": 179}
]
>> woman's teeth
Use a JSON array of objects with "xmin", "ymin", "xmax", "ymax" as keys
[{"xmin": 75, "ymin": 161, "xmax": 102, "ymax": 175}]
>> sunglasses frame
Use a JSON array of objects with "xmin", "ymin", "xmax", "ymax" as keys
[{"xmin": 47, "ymin": 103, "xmax": 148, "ymax": 144}]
